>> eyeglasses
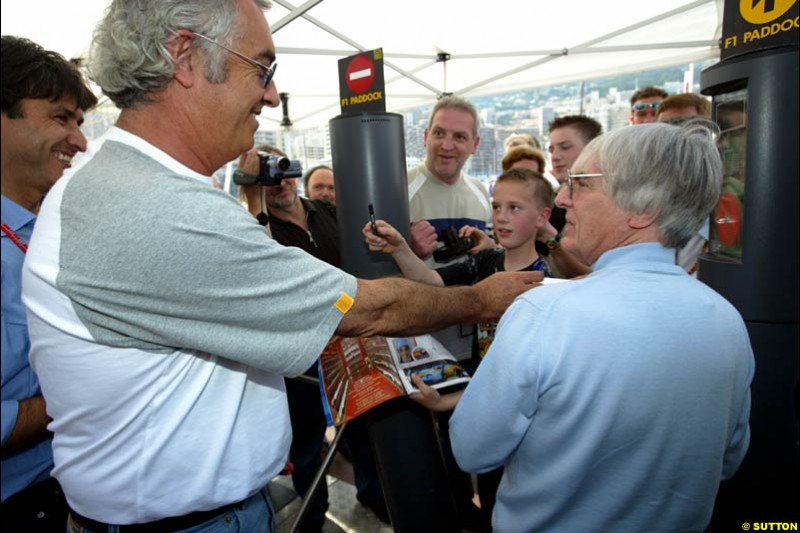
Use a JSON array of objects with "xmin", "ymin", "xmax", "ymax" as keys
[
  {"xmin": 632, "ymin": 101, "xmax": 661, "ymax": 116},
  {"xmin": 566, "ymin": 170, "xmax": 603, "ymax": 199},
  {"xmin": 191, "ymin": 32, "xmax": 276, "ymax": 89}
]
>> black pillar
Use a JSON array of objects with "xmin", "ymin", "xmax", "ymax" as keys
[
  {"xmin": 701, "ymin": 47, "xmax": 799, "ymax": 528},
  {"xmin": 330, "ymin": 112, "xmax": 461, "ymax": 532}
]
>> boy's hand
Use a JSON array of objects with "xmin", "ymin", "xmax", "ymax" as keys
[
  {"xmin": 458, "ymin": 225, "xmax": 494, "ymax": 254},
  {"xmin": 409, "ymin": 373, "xmax": 463, "ymax": 412},
  {"xmin": 362, "ymin": 219, "xmax": 406, "ymax": 254}
]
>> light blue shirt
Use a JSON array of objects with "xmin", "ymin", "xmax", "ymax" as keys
[
  {"xmin": 1, "ymin": 194, "xmax": 53, "ymax": 501},
  {"xmin": 451, "ymin": 243, "xmax": 753, "ymax": 533}
]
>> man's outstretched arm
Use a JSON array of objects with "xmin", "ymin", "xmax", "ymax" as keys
[{"xmin": 336, "ymin": 271, "xmax": 542, "ymax": 338}]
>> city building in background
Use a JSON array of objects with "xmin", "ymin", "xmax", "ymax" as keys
[{"xmin": 80, "ymin": 60, "xmax": 713, "ymax": 191}]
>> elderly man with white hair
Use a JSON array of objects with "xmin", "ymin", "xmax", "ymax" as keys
[{"xmin": 451, "ymin": 121, "xmax": 754, "ymax": 533}]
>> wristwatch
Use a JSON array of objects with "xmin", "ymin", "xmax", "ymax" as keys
[{"xmin": 545, "ymin": 234, "xmax": 561, "ymax": 252}]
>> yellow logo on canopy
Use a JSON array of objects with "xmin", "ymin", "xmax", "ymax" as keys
[{"xmin": 740, "ymin": 0, "xmax": 796, "ymax": 24}]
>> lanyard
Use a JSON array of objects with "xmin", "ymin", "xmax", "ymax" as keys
[{"xmin": 1, "ymin": 223, "xmax": 28, "ymax": 253}]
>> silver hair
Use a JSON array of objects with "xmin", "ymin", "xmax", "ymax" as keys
[
  {"xmin": 575, "ymin": 119, "xmax": 723, "ymax": 248},
  {"xmin": 89, "ymin": 0, "xmax": 270, "ymax": 109},
  {"xmin": 428, "ymin": 95, "xmax": 480, "ymax": 138}
]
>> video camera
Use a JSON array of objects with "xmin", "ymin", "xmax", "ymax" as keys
[
  {"xmin": 433, "ymin": 226, "xmax": 476, "ymax": 263},
  {"xmin": 233, "ymin": 152, "xmax": 303, "ymax": 186}
]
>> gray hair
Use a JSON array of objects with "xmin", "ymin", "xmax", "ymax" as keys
[
  {"xmin": 89, "ymin": 0, "xmax": 270, "ymax": 108},
  {"xmin": 575, "ymin": 120, "xmax": 722, "ymax": 248},
  {"xmin": 428, "ymin": 95, "xmax": 480, "ymax": 138}
]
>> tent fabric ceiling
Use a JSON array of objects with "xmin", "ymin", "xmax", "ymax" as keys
[{"xmin": 1, "ymin": 0, "xmax": 723, "ymax": 130}]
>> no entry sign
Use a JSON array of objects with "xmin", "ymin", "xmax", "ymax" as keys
[
  {"xmin": 345, "ymin": 55, "xmax": 375, "ymax": 94},
  {"xmin": 338, "ymin": 48, "xmax": 386, "ymax": 115}
]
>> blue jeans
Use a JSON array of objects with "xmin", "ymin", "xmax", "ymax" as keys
[{"xmin": 66, "ymin": 489, "xmax": 274, "ymax": 533}]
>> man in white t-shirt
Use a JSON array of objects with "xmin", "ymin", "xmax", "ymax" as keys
[
  {"xmin": 20, "ymin": 2, "xmax": 541, "ymax": 532},
  {"xmin": 407, "ymin": 96, "xmax": 491, "ymax": 361}
]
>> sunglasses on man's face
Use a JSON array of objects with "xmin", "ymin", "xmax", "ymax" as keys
[{"xmin": 632, "ymin": 101, "xmax": 661, "ymax": 116}]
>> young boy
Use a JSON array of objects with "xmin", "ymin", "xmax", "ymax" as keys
[
  {"xmin": 364, "ymin": 166, "xmax": 554, "ymax": 382},
  {"xmin": 364, "ymin": 167, "xmax": 553, "ymax": 337},
  {"xmin": 364, "ymin": 168, "xmax": 553, "ymax": 530},
  {"xmin": 365, "ymin": 165, "xmax": 553, "ymax": 334}
]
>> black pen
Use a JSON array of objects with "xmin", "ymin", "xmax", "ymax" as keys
[{"xmin": 368, "ymin": 204, "xmax": 378, "ymax": 235}]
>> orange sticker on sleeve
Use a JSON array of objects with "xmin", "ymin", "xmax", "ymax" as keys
[{"xmin": 334, "ymin": 292, "xmax": 354, "ymax": 314}]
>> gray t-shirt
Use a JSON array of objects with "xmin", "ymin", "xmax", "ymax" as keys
[
  {"xmin": 54, "ymin": 139, "xmax": 355, "ymax": 374},
  {"xmin": 22, "ymin": 133, "xmax": 358, "ymax": 521}
]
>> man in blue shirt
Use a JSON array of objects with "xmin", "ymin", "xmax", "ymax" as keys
[
  {"xmin": 1, "ymin": 35, "xmax": 96, "ymax": 530},
  {"xmin": 451, "ymin": 121, "xmax": 754, "ymax": 533}
]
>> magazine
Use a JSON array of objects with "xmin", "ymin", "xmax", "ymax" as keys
[{"xmin": 318, "ymin": 335, "xmax": 470, "ymax": 426}]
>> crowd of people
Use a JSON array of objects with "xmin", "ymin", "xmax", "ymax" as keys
[{"xmin": 2, "ymin": 1, "xmax": 754, "ymax": 532}]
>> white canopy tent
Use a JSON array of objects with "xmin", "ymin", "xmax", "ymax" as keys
[{"xmin": 1, "ymin": 0, "xmax": 723, "ymax": 130}]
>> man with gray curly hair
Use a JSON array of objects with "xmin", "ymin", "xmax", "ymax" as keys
[
  {"xmin": 20, "ymin": 1, "xmax": 541, "ymax": 531},
  {"xmin": 451, "ymin": 122, "xmax": 754, "ymax": 533}
]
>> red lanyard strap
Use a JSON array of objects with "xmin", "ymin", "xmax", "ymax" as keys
[{"xmin": 1, "ymin": 223, "xmax": 28, "ymax": 253}]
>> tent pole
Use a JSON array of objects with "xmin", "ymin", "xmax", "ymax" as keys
[
  {"xmin": 273, "ymin": 0, "xmax": 440, "ymax": 95},
  {"xmin": 271, "ymin": 0, "xmax": 323, "ymax": 32}
]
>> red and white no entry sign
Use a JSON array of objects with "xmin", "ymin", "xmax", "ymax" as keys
[{"xmin": 345, "ymin": 55, "xmax": 375, "ymax": 94}]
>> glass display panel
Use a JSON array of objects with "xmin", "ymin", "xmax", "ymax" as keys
[{"xmin": 709, "ymin": 88, "xmax": 747, "ymax": 261}]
